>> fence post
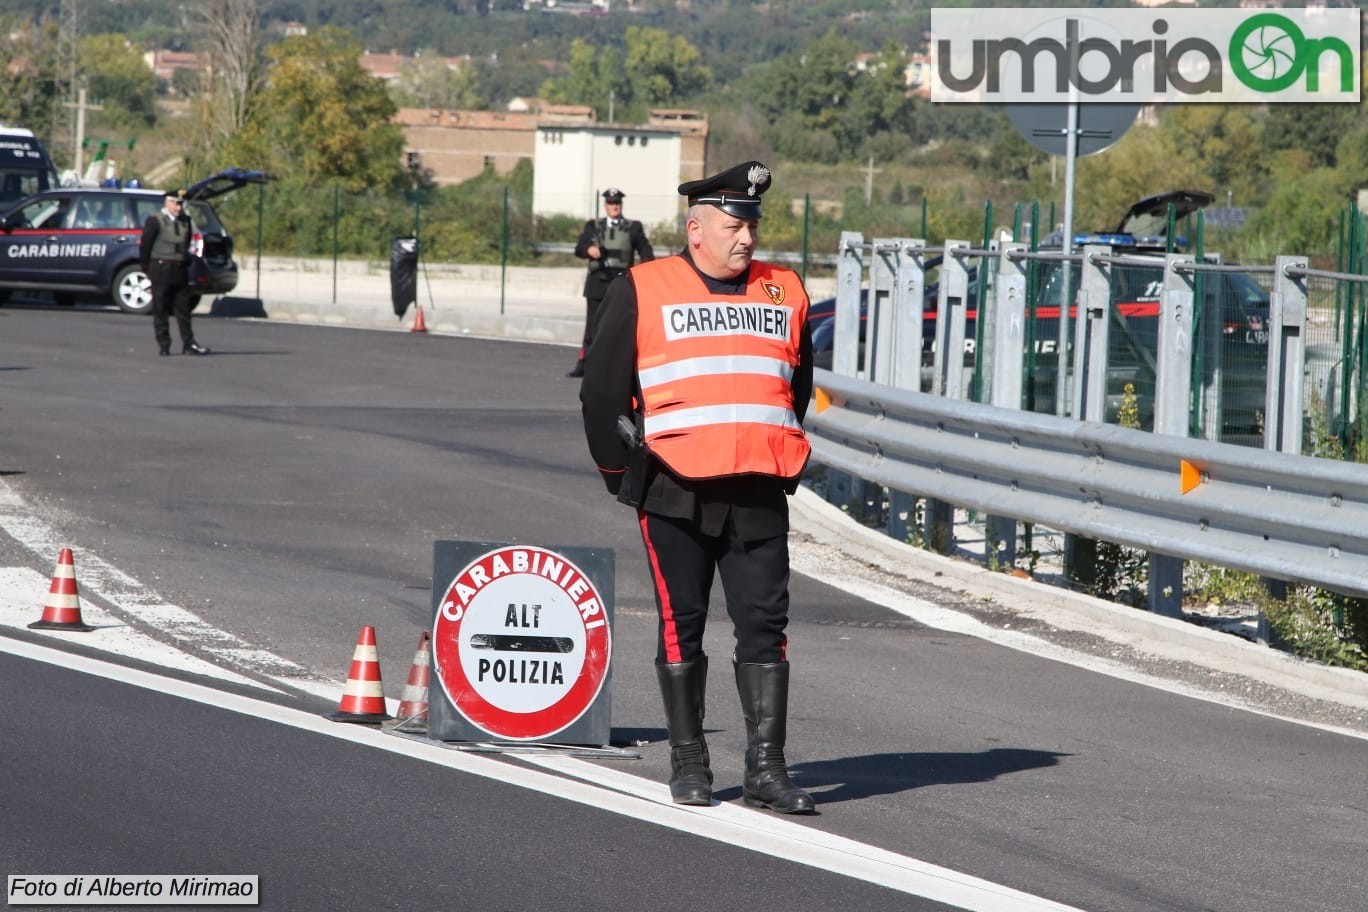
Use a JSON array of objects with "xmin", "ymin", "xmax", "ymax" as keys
[
  {"xmin": 826, "ymin": 231, "xmax": 868, "ymax": 518},
  {"xmin": 890, "ymin": 239, "xmax": 927, "ymax": 392},
  {"xmin": 1072, "ymin": 244, "xmax": 1113, "ymax": 422},
  {"xmin": 931, "ymin": 241, "xmax": 971, "ymax": 399},
  {"xmin": 1063, "ymin": 245, "xmax": 1113, "ymax": 590},
  {"xmin": 985, "ymin": 243, "xmax": 1030, "ymax": 565},
  {"xmin": 833, "ymin": 231, "xmax": 865, "ymax": 378},
  {"xmin": 884, "ymin": 238, "xmax": 926, "ymax": 545},
  {"xmin": 1265, "ymin": 255, "xmax": 1309, "ymax": 455},
  {"xmin": 1144, "ymin": 253, "xmax": 1198, "ymax": 617},
  {"xmin": 869, "ymin": 238, "xmax": 899, "ymax": 387}
]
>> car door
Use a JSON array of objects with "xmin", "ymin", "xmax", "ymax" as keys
[
  {"xmin": 69, "ymin": 193, "xmax": 139, "ymax": 286},
  {"xmin": 0, "ymin": 193, "xmax": 80, "ymax": 286}
]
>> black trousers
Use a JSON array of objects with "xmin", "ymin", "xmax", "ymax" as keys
[
  {"xmin": 637, "ymin": 509, "xmax": 791, "ymax": 665},
  {"xmin": 577, "ymin": 293, "xmax": 606, "ymax": 362},
  {"xmin": 149, "ymin": 264, "xmax": 196, "ymax": 351}
]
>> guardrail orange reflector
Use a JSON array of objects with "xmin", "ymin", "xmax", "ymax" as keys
[
  {"xmin": 1180, "ymin": 459, "xmax": 1202, "ymax": 495},
  {"xmin": 815, "ymin": 387, "xmax": 832, "ymax": 413}
]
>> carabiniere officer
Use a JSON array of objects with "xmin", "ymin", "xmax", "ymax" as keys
[{"xmin": 579, "ymin": 160, "xmax": 816, "ymax": 814}]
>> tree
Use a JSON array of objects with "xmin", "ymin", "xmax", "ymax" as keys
[
  {"xmin": 474, "ymin": 47, "xmax": 552, "ymax": 107},
  {"xmin": 228, "ymin": 26, "xmax": 405, "ymax": 191},
  {"xmin": 194, "ymin": 0, "xmax": 265, "ymax": 151},
  {"xmin": 80, "ymin": 35, "xmax": 159, "ymax": 129},
  {"xmin": 540, "ymin": 28, "xmax": 709, "ymax": 120},
  {"xmin": 540, "ymin": 39, "xmax": 610, "ymax": 110},
  {"xmin": 754, "ymin": 29, "xmax": 921, "ymax": 163},
  {"xmin": 1157, "ymin": 105, "xmax": 1264, "ymax": 203},
  {"xmin": 1246, "ymin": 151, "xmax": 1350, "ymax": 256},
  {"xmin": 757, "ymin": 30, "xmax": 859, "ymax": 141},
  {"xmin": 1074, "ymin": 125, "xmax": 1202, "ymax": 233},
  {"xmin": 622, "ymin": 26, "xmax": 711, "ymax": 108},
  {"xmin": 389, "ymin": 53, "xmax": 484, "ymax": 110},
  {"xmin": 0, "ymin": 17, "xmax": 62, "ymax": 135},
  {"xmin": 1262, "ymin": 103, "xmax": 1360, "ymax": 169}
]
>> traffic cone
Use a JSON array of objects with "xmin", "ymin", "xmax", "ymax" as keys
[
  {"xmin": 411, "ymin": 305, "xmax": 427, "ymax": 333},
  {"xmin": 29, "ymin": 548, "xmax": 94, "ymax": 631},
  {"xmin": 326, "ymin": 625, "xmax": 392, "ymax": 724},
  {"xmin": 393, "ymin": 631, "xmax": 431, "ymax": 732}
]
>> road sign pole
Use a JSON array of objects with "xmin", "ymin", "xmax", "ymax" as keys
[{"xmin": 1058, "ymin": 96, "xmax": 1078, "ymax": 418}]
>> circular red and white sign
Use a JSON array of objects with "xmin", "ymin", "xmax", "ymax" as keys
[{"xmin": 432, "ymin": 545, "xmax": 611, "ymax": 740}]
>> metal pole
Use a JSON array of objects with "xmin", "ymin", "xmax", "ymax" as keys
[
  {"xmin": 1057, "ymin": 96, "xmax": 1078, "ymax": 418},
  {"xmin": 500, "ymin": 185, "xmax": 509, "ymax": 316},
  {"xmin": 801, "ymin": 193, "xmax": 810, "ymax": 283},
  {"xmin": 332, "ymin": 183, "xmax": 339, "ymax": 304},
  {"xmin": 254, "ymin": 182, "xmax": 264, "ymax": 301}
]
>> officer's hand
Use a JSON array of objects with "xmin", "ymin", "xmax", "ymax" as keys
[{"xmin": 587, "ymin": 245, "xmax": 602, "ymax": 259}]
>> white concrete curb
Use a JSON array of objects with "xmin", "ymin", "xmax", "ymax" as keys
[{"xmin": 790, "ymin": 485, "xmax": 1368, "ymax": 709}]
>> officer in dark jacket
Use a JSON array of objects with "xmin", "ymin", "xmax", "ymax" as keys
[
  {"xmin": 579, "ymin": 161, "xmax": 815, "ymax": 814},
  {"xmin": 139, "ymin": 188, "xmax": 209, "ymax": 357},
  {"xmin": 567, "ymin": 187, "xmax": 654, "ymax": 377}
]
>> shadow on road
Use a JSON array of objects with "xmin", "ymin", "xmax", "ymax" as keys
[{"xmin": 715, "ymin": 748, "xmax": 1070, "ymax": 804}]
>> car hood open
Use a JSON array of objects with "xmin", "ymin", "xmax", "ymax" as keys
[{"xmin": 185, "ymin": 168, "xmax": 272, "ymax": 202}]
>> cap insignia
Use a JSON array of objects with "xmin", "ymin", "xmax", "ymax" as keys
[{"xmin": 746, "ymin": 165, "xmax": 770, "ymax": 197}]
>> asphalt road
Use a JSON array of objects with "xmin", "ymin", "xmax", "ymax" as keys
[{"xmin": 1, "ymin": 305, "xmax": 1366, "ymax": 912}]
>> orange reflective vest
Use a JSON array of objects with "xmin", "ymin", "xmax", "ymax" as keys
[{"xmin": 631, "ymin": 256, "xmax": 811, "ymax": 481}]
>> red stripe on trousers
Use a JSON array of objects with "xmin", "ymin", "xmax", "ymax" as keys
[{"xmin": 637, "ymin": 510, "xmax": 683, "ymax": 663}]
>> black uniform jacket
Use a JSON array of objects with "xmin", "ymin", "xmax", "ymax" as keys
[
  {"xmin": 138, "ymin": 210, "xmax": 191, "ymax": 275},
  {"xmin": 574, "ymin": 217, "xmax": 655, "ymax": 300},
  {"xmin": 579, "ymin": 248, "xmax": 814, "ymax": 540}
]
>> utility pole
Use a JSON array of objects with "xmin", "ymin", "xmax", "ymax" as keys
[
  {"xmin": 63, "ymin": 88, "xmax": 103, "ymax": 176},
  {"xmin": 862, "ymin": 155, "xmax": 881, "ymax": 205},
  {"xmin": 55, "ymin": 0, "xmax": 82, "ymax": 167}
]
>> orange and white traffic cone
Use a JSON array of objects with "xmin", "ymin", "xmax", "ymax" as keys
[
  {"xmin": 411, "ymin": 305, "xmax": 427, "ymax": 333},
  {"xmin": 29, "ymin": 548, "xmax": 94, "ymax": 632},
  {"xmin": 326, "ymin": 625, "xmax": 392, "ymax": 724},
  {"xmin": 393, "ymin": 631, "xmax": 431, "ymax": 732}
]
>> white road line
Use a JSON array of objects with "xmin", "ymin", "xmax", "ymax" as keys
[
  {"xmin": 0, "ymin": 476, "xmax": 343, "ymax": 705},
  {"xmin": 0, "ymin": 566, "xmax": 269, "ymax": 689},
  {"xmin": 0, "ymin": 633, "xmax": 1087, "ymax": 912}
]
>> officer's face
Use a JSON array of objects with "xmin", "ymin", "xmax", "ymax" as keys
[
  {"xmin": 689, "ymin": 206, "xmax": 757, "ymax": 280},
  {"xmin": 604, "ymin": 201, "xmax": 623, "ymax": 217}
]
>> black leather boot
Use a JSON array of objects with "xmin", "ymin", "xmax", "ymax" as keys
[
  {"xmin": 656, "ymin": 657, "xmax": 713, "ymax": 806},
  {"xmin": 735, "ymin": 661, "xmax": 815, "ymax": 814}
]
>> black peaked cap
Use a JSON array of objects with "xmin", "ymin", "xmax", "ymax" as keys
[{"xmin": 678, "ymin": 160, "xmax": 771, "ymax": 219}]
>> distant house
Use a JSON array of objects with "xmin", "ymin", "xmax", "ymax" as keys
[
  {"xmin": 395, "ymin": 105, "xmax": 709, "ymax": 226},
  {"xmin": 360, "ymin": 50, "xmax": 469, "ymax": 82},
  {"xmin": 143, "ymin": 49, "xmax": 203, "ymax": 91}
]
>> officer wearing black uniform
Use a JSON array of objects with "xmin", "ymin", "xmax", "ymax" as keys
[
  {"xmin": 567, "ymin": 187, "xmax": 654, "ymax": 378},
  {"xmin": 579, "ymin": 161, "xmax": 815, "ymax": 814},
  {"xmin": 139, "ymin": 188, "xmax": 209, "ymax": 357}
]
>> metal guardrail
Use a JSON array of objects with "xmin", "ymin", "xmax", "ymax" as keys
[
  {"xmin": 531, "ymin": 242, "xmax": 835, "ymax": 267},
  {"xmin": 808, "ymin": 367, "xmax": 1368, "ymax": 598}
]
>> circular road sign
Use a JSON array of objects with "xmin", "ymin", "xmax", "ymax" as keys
[
  {"xmin": 1006, "ymin": 101, "xmax": 1142, "ymax": 158},
  {"xmin": 432, "ymin": 545, "xmax": 611, "ymax": 741}
]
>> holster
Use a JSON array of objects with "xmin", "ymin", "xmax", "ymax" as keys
[
  {"xmin": 617, "ymin": 442, "xmax": 649, "ymax": 509},
  {"xmin": 616, "ymin": 415, "xmax": 650, "ymax": 509}
]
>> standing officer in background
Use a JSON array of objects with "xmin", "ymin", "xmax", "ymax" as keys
[
  {"xmin": 580, "ymin": 161, "xmax": 815, "ymax": 814},
  {"xmin": 567, "ymin": 187, "xmax": 654, "ymax": 378},
  {"xmin": 139, "ymin": 188, "xmax": 209, "ymax": 357}
]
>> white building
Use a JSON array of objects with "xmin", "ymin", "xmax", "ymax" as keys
[{"xmin": 532, "ymin": 124, "xmax": 684, "ymax": 230}]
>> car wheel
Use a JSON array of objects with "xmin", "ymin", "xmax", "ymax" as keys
[{"xmin": 112, "ymin": 264, "xmax": 153, "ymax": 314}]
